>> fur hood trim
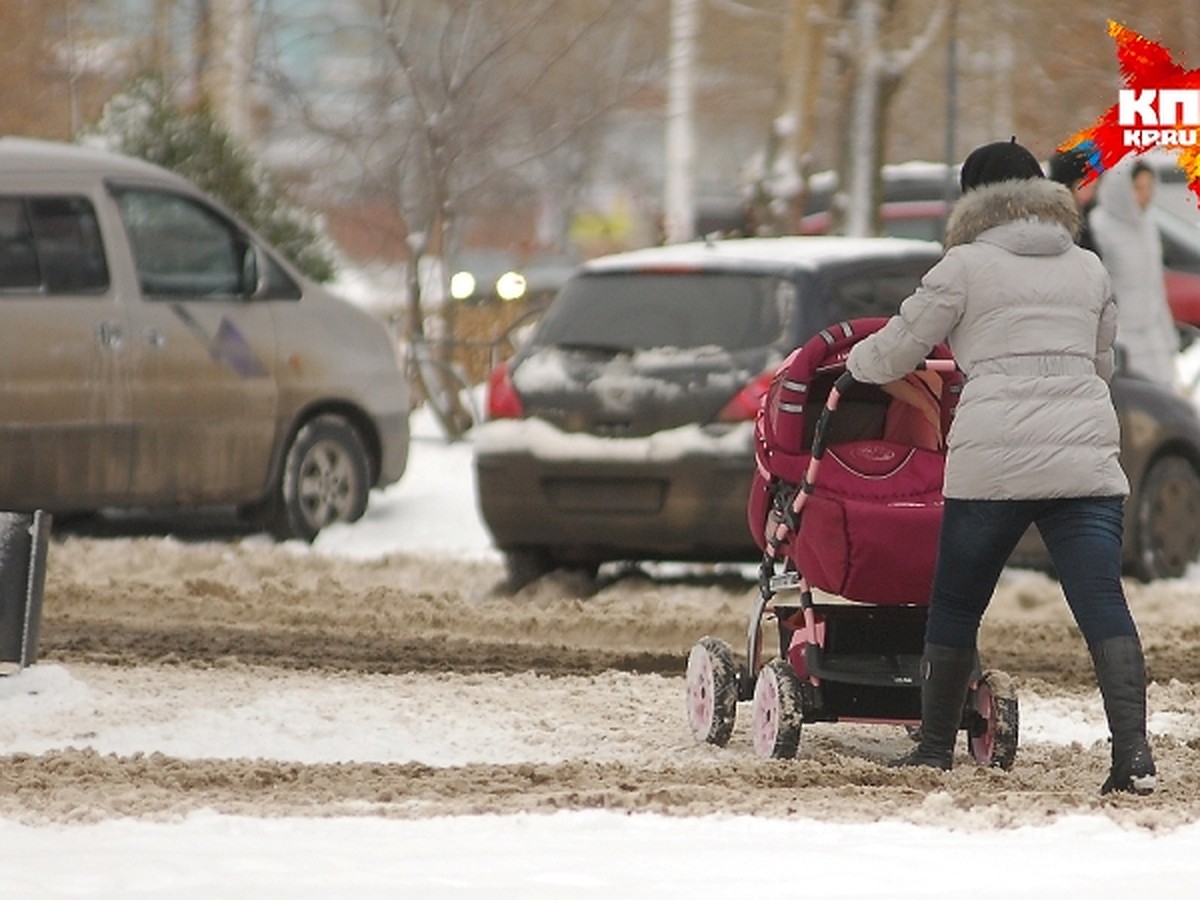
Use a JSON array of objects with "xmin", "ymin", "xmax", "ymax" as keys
[{"xmin": 945, "ymin": 179, "xmax": 1081, "ymax": 248}]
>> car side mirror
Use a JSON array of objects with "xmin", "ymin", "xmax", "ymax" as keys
[{"xmin": 240, "ymin": 244, "xmax": 263, "ymax": 298}]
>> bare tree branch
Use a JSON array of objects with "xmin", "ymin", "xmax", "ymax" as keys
[{"xmin": 882, "ymin": 0, "xmax": 948, "ymax": 81}]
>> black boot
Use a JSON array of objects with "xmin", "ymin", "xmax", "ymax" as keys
[
  {"xmin": 892, "ymin": 643, "xmax": 976, "ymax": 770},
  {"xmin": 1090, "ymin": 635, "xmax": 1156, "ymax": 796}
]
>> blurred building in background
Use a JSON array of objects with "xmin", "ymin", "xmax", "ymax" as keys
[{"xmin": 5, "ymin": 2, "xmax": 1198, "ymax": 269}]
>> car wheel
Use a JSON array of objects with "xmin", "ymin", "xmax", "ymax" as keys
[
  {"xmin": 1134, "ymin": 454, "xmax": 1200, "ymax": 581},
  {"xmin": 502, "ymin": 550, "xmax": 600, "ymax": 592},
  {"xmin": 271, "ymin": 414, "xmax": 371, "ymax": 542},
  {"xmin": 503, "ymin": 549, "xmax": 555, "ymax": 591}
]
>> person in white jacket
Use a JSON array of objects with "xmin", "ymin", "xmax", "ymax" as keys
[
  {"xmin": 1089, "ymin": 158, "xmax": 1179, "ymax": 386},
  {"xmin": 845, "ymin": 139, "xmax": 1155, "ymax": 796}
]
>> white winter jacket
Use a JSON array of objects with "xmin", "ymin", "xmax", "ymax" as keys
[
  {"xmin": 847, "ymin": 178, "xmax": 1128, "ymax": 500},
  {"xmin": 1089, "ymin": 158, "xmax": 1179, "ymax": 386}
]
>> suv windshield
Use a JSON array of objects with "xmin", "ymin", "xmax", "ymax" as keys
[{"xmin": 533, "ymin": 272, "xmax": 791, "ymax": 352}]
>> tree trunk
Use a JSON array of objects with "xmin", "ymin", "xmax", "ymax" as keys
[
  {"xmin": 749, "ymin": 0, "xmax": 829, "ymax": 236},
  {"xmin": 664, "ymin": 0, "xmax": 698, "ymax": 244},
  {"xmin": 843, "ymin": 0, "xmax": 882, "ymax": 238}
]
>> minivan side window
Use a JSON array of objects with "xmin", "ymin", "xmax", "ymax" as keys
[
  {"xmin": 113, "ymin": 188, "xmax": 248, "ymax": 298},
  {"xmin": 0, "ymin": 196, "xmax": 109, "ymax": 294}
]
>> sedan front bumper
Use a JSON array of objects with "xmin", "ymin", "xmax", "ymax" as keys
[{"xmin": 473, "ymin": 419, "xmax": 760, "ymax": 565}]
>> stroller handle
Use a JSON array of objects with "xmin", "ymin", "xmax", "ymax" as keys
[
  {"xmin": 917, "ymin": 358, "xmax": 958, "ymax": 373},
  {"xmin": 834, "ymin": 357, "xmax": 957, "ymax": 392}
]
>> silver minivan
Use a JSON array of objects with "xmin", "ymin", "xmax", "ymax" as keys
[{"xmin": 0, "ymin": 137, "xmax": 409, "ymax": 539}]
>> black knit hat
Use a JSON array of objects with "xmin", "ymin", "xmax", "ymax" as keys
[{"xmin": 959, "ymin": 138, "xmax": 1045, "ymax": 192}]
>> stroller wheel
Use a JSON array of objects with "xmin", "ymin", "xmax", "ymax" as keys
[
  {"xmin": 967, "ymin": 670, "xmax": 1019, "ymax": 770},
  {"xmin": 686, "ymin": 637, "xmax": 738, "ymax": 746},
  {"xmin": 752, "ymin": 658, "xmax": 803, "ymax": 759}
]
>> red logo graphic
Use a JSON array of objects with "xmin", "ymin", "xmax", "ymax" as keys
[{"xmin": 1058, "ymin": 20, "xmax": 1200, "ymax": 205}]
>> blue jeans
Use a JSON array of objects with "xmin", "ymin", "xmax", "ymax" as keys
[{"xmin": 926, "ymin": 496, "xmax": 1138, "ymax": 650}]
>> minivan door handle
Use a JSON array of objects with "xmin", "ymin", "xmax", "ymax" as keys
[{"xmin": 95, "ymin": 321, "xmax": 123, "ymax": 350}]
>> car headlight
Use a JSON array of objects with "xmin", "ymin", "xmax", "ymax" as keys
[
  {"xmin": 450, "ymin": 271, "xmax": 476, "ymax": 301},
  {"xmin": 495, "ymin": 270, "xmax": 527, "ymax": 301}
]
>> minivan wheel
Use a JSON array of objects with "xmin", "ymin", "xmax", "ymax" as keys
[
  {"xmin": 1134, "ymin": 454, "xmax": 1200, "ymax": 581},
  {"xmin": 272, "ymin": 414, "xmax": 371, "ymax": 542}
]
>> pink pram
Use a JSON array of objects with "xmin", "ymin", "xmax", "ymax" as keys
[{"xmin": 687, "ymin": 318, "xmax": 1018, "ymax": 767}]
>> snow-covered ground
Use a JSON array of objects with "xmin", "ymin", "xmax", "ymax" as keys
[
  {"xmin": 6, "ymin": 809, "xmax": 1200, "ymax": 899},
  {"xmin": 5, "ymin": 408, "xmax": 1200, "ymax": 898}
]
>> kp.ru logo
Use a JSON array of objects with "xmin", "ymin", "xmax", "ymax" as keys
[
  {"xmin": 1118, "ymin": 89, "xmax": 1199, "ymax": 147},
  {"xmin": 1059, "ymin": 20, "xmax": 1200, "ymax": 204}
]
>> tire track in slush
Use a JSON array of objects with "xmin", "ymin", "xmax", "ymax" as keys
[
  {"xmin": 21, "ymin": 539, "xmax": 1200, "ymax": 829},
  {"xmin": 6, "ymin": 742, "xmax": 1200, "ymax": 828}
]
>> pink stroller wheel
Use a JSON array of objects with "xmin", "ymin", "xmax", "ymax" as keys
[
  {"xmin": 686, "ymin": 637, "xmax": 738, "ymax": 746},
  {"xmin": 752, "ymin": 659, "xmax": 803, "ymax": 759},
  {"xmin": 968, "ymin": 670, "xmax": 1019, "ymax": 770}
]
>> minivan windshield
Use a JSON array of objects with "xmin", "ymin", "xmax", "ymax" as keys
[{"xmin": 533, "ymin": 272, "xmax": 791, "ymax": 352}]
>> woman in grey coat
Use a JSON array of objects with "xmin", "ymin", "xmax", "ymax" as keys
[
  {"xmin": 846, "ymin": 140, "xmax": 1155, "ymax": 795},
  {"xmin": 1090, "ymin": 158, "xmax": 1179, "ymax": 386}
]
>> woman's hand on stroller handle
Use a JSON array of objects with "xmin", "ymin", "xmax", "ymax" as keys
[
  {"xmin": 836, "ymin": 357, "xmax": 955, "ymax": 392},
  {"xmin": 833, "ymin": 370, "xmax": 857, "ymax": 393}
]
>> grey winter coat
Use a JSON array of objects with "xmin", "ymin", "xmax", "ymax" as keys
[
  {"xmin": 846, "ymin": 178, "xmax": 1129, "ymax": 500},
  {"xmin": 1089, "ymin": 158, "xmax": 1180, "ymax": 386}
]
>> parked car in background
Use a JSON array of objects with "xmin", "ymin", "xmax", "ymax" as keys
[
  {"xmin": 449, "ymin": 249, "xmax": 524, "ymax": 304},
  {"xmin": 799, "ymin": 162, "xmax": 1200, "ymax": 329},
  {"xmin": 0, "ymin": 138, "xmax": 410, "ymax": 540},
  {"xmin": 476, "ymin": 235, "xmax": 1200, "ymax": 587},
  {"xmin": 450, "ymin": 250, "xmax": 577, "ymax": 307},
  {"xmin": 1143, "ymin": 158, "xmax": 1200, "ymax": 327}
]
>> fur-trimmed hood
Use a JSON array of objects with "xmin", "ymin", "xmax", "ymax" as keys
[{"xmin": 945, "ymin": 178, "xmax": 1082, "ymax": 250}]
